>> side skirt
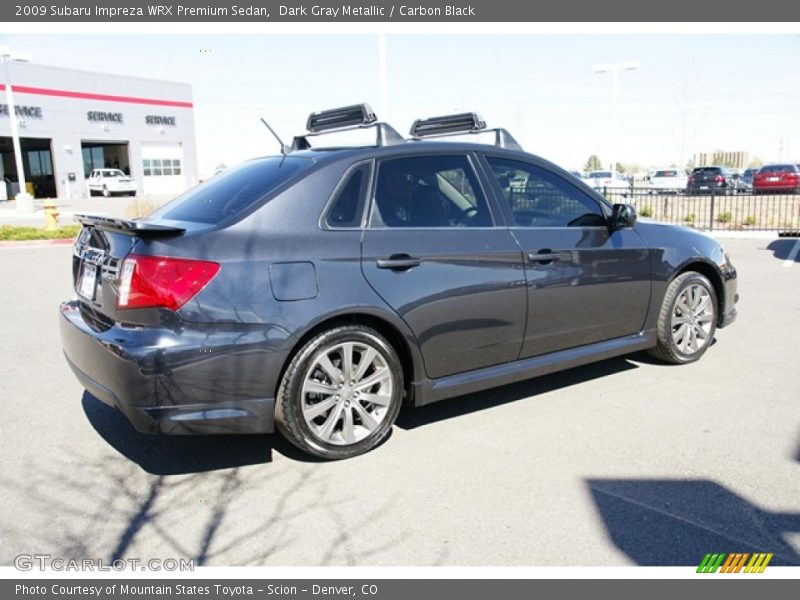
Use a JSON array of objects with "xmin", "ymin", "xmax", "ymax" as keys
[{"xmin": 411, "ymin": 330, "xmax": 657, "ymax": 407}]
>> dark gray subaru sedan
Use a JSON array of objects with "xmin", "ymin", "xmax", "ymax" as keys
[{"xmin": 60, "ymin": 105, "xmax": 738, "ymax": 459}]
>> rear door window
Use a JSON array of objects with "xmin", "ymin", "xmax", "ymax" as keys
[
  {"xmin": 371, "ymin": 155, "xmax": 492, "ymax": 228},
  {"xmin": 152, "ymin": 157, "xmax": 313, "ymax": 224}
]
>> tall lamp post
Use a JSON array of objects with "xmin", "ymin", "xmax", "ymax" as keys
[
  {"xmin": 592, "ymin": 60, "xmax": 639, "ymax": 176},
  {"xmin": 0, "ymin": 45, "xmax": 34, "ymax": 213}
]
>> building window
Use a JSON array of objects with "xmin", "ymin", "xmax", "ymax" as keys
[
  {"xmin": 28, "ymin": 150, "xmax": 53, "ymax": 177},
  {"xmin": 144, "ymin": 158, "xmax": 181, "ymax": 176}
]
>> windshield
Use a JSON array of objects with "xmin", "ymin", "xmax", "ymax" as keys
[
  {"xmin": 102, "ymin": 170, "xmax": 126, "ymax": 177},
  {"xmin": 654, "ymin": 170, "xmax": 679, "ymax": 177},
  {"xmin": 151, "ymin": 157, "xmax": 313, "ymax": 224},
  {"xmin": 589, "ymin": 171, "xmax": 612, "ymax": 178}
]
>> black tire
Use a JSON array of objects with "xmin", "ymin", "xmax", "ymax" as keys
[
  {"xmin": 275, "ymin": 324, "xmax": 404, "ymax": 460},
  {"xmin": 102, "ymin": 186, "xmax": 110, "ymax": 198},
  {"xmin": 648, "ymin": 271, "xmax": 718, "ymax": 365}
]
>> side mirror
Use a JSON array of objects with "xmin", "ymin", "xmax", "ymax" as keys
[{"xmin": 609, "ymin": 203, "xmax": 637, "ymax": 231}]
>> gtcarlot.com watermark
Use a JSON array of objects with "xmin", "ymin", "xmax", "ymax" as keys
[{"xmin": 14, "ymin": 554, "xmax": 194, "ymax": 572}]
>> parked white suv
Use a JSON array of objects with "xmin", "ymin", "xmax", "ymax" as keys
[
  {"xmin": 87, "ymin": 169, "xmax": 137, "ymax": 197},
  {"xmin": 648, "ymin": 168, "xmax": 688, "ymax": 194}
]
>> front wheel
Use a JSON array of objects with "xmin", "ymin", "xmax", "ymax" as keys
[
  {"xmin": 275, "ymin": 325, "xmax": 404, "ymax": 460},
  {"xmin": 648, "ymin": 271, "xmax": 718, "ymax": 365},
  {"xmin": 102, "ymin": 186, "xmax": 110, "ymax": 197}
]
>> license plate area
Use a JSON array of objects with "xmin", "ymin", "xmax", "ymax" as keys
[{"xmin": 78, "ymin": 263, "xmax": 98, "ymax": 300}]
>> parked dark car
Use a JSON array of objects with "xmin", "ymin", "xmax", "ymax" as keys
[
  {"xmin": 753, "ymin": 164, "xmax": 800, "ymax": 194},
  {"xmin": 687, "ymin": 166, "xmax": 736, "ymax": 195},
  {"xmin": 60, "ymin": 105, "xmax": 738, "ymax": 459}
]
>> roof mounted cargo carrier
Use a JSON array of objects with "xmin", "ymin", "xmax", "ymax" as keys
[
  {"xmin": 409, "ymin": 112, "xmax": 522, "ymax": 151},
  {"xmin": 291, "ymin": 103, "xmax": 404, "ymax": 151}
]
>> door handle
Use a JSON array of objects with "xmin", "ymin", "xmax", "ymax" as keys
[
  {"xmin": 528, "ymin": 249, "xmax": 563, "ymax": 264},
  {"xmin": 376, "ymin": 254, "xmax": 422, "ymax": 271}
]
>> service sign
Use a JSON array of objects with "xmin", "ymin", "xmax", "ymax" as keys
[
  {"xmin": 0, "ymin": 104, "xmax": 43, "ymax": 119},
  {"xmin": 145, "ymin": 115, "xmax": 177, "ymax": 126},
  {"xmin": 87, "ymin": 111, "xmax": 123, "ymax": 123}
]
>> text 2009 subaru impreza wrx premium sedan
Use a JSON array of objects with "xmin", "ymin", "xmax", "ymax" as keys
[{"xmin": 60, "ymin": 105, "xmax": 738, "ymax": 460}]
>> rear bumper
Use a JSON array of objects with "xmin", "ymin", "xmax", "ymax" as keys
[
  {"xmin": 754, "ymin": 184, "xmax": 800, "ymax": 192},
  {"xmin": 59, "ymin": 300, "xmax": 291, "ymax": 435}
]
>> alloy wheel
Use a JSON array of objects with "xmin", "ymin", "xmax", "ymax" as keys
[
  {"xmin": 301, "ymin": 342, "xmax": 394, "ymax": 445},
  {"xmin": 670, "ymin": 284, "xmax": 714, "ymax": 355}
]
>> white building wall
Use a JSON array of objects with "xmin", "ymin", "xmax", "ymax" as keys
[{"xmin": 0, "ymin": 62, "xmax": 197, "ymax": 199}]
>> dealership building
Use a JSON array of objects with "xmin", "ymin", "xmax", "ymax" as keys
[{"xmin": 0, "ymin": 62, "xmax": 197, "ymax": 200}]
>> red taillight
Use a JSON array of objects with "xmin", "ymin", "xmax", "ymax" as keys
[
  {"xmin": 118, "ymin": 254, "xmax": 220, "ymax": 311},
  {"xmin": 714, "ymin": 174, "xmax": 724, "ymax": 182},
  {"xmin": 688, "ymin": 175, "xmax": 695, "ymax": 182}
]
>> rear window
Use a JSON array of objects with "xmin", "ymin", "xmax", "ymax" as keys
[
  {"xmin": 692, "ymin": 167, "xmax": 722, "ymax": 174},
  {"xmin": 759, "ymin": 164, "xmax": 796, "ymax": 173},
  {"xmin": 588, "ymin": 171, "xmax": 612, "ymax": 178},
  {"xmin": 152, "ymin": 157, "xmax": 312, "ymax": 224},
  {"xmin": 654, "ymin": 170, "xmax": 679, "ymax": 177}
]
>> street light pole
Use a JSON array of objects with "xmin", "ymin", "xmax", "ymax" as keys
[
  {"xmin": 377, "ymin": 33, "xmax": 389, "ymax": 119},
  {"xmin": 592, "ymin": 60, "xmax": 639, "ymax": 176},
  {"xmin": 0, "ymin": 46, "xmax": 34, "ymax": 213}
]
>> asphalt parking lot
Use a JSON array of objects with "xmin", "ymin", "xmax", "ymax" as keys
[{"xmin": 0, "ymin": 235, "xmax": 798, "ymax": 567}]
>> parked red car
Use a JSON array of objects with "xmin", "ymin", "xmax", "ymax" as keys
[{"xmin": 753, "ymin": 164, "xmax": 800, "ymax": 194}]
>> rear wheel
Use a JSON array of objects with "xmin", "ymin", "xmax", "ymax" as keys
[
  {"xmin": 275, "ymin": 325, "xmax": 404, "ymax": 460},
  {"xmin": 648, "ymin": 271, "xmax": 718, "ymax": 365},
  {"xmin": 102, "ymin": 186, "xmax": 110, "ymax": 198}
]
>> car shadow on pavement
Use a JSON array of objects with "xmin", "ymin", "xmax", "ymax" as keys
[
  {"xmin": 766, "ymin": 238, "xmax": 800, "ymax": 261},
  {"xmin": 396, "ymin": 355, "xmax": 639, "ymax": 430},
  {"xmin": 587, "ymin": 478, "xmax": 800, "ymax": 566},
  {"xmin": 81, "ymin": 392, "xmax": 321, "ymax": 474}
]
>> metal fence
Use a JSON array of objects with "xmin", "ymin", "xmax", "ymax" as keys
[{"xmin": 596, "ymin": 187, "xmax": 800, "ymax": 233}]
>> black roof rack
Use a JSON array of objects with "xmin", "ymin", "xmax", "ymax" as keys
[
  {"xmin": 291, "ymin": 103, "xmax": 404, "ymax": 151},
  {"xmin": 409, "ymin": 112, "xmax": 523, "ymax": 151}
]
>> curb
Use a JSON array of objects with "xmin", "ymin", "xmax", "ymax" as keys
[{"xmin": 0, "ymin": 238, "xmax": 75, "ymax": 249}]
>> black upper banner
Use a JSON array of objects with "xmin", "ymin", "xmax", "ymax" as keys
[{"xmin": 4, "ymin": 0, "xmax": 800, "ymax": 22}]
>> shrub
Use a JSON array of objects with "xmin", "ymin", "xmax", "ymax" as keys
[
  {"xmin": 125, "ymin": 197, "xmax": 161, "ymax": 219},
  {"xmin": 743, "ymin": 215, "xmax": 757, "ymax": 227},
  {"xmin": 639, "ymin": 205, "xmax": 653, "ymax": 218},
  {"xmin": 0, "ymin": 225, "xmax": 81, "ymax": 241},
  {"xmin": 683, "ymin": 213, "xmax": 696, "ymax": 224},
  {"xmin": 716, "ymin": 212, "xmax": 733, "ymax": 224}
]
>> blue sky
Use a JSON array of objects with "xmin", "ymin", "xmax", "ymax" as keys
[{"xmin": 2, "ymin": 33, "xmax": 799, "ymax": 174}]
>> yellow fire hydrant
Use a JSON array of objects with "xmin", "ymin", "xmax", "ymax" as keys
[{"xmin": 43, "ymin": 198, "xmax": 60, "ymax": 231}]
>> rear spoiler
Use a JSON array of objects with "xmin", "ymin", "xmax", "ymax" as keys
[{"xmin": 74, "ymin": 214, "xmax": 185, "ymax": 238}]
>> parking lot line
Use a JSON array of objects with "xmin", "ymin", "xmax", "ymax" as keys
[{"xmin": 783, "ymin": 238, "xmax": 800, "ymax": 268}]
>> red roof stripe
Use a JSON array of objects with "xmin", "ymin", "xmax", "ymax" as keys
[{"xmin": 0, "ymin": 84, "xmax": 193, "ymax": 108}]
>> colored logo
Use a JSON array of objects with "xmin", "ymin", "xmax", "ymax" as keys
[{"xmin": 697, "ymin": 552, "xmax": 773, "ymax": 573}]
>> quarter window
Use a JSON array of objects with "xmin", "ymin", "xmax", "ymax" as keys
[
  {"xmin": 325, "ymin": 163, "xmax": 371, "ymax": 228},
  {"xmin": 486, "ymin": 157, "xmax": 606, "ymax": 228},
  {"xmin": 372, "ymin": 155, "xmax": 491, "ymax": 228}
]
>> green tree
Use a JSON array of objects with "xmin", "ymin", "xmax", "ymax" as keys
[{"xmin": 584, "ymin": 154, "xmax": 603, "ymax": 171}]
